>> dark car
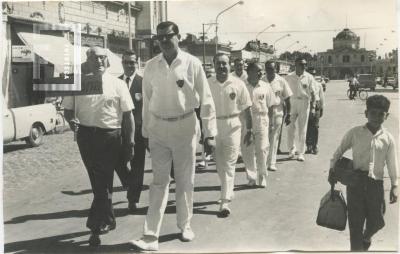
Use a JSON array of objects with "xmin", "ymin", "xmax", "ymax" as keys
[
  {"xmin": 357, "ymin": 74, "xmax": 376, "ymax": 91},
  {"xmin": 387, "ymin": 76, "xmax": 398, "ymax": 90}
]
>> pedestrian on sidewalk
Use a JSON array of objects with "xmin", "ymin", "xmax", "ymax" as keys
[
  {"xmin": 240, "ymin": 62, "xmax": 275, "ymax": 187},
  {"xmin": 208, "ymin": 53, "xmax": 253, "ymax": 217},
  {"xmin": 348, "ymin": 74, "xmax": 359, "ymax": 100},
  {"xmin": 329, "ymin": 95, "xmax": 398, "ymax": 251},
  {"xmin": 306, "ymin": 68, "xmax": 325, "ymax": 155},
  {"xmin": 115, "ymin": 50, "xmax": 147, "ymax": 214},
  {"xmin": 129, "ymin": 21, "xmax": 217, "ymax": 251},
  {"xmin": 284, "ymin": 57, "xmax": 317, "ymax": 162},
  {"xmin": 63, "ymin": 46, "xmax": 135, "ymax": 247},
  {"xmin": 264, "ymin": 61, "xmax": 292, "ymax": 171}
]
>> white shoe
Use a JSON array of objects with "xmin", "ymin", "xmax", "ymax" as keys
[
  {"xmin": 196, "ymin": 160, "xmax": 205, "ymax": 168},
  {"xmin": 181, "ymin": 227, "xmax": 195, "ymax": 242},
  {"xmin": 288, "ymin": 148, "xmax": 296, "ymax": 159},
  {"xmin": 129, "ymin": 236, "xmax": 159, "ymax": 251},
  {"xmin": 218, "ymin": 203, "xmax": 231, "ymax": 218},
  {"xmin": 297, "ymin": 154, "xmax": 305, "ymax": 162},
  {"xmin": 258, "ymin": 174, "xmax": 267, "ymax": 188},
  {"xmin": 268, "ymin": 165, "xmax": 277, "ymax": 171}
]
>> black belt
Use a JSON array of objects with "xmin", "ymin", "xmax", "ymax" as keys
[{"xmin": 78, "ymin": 124, "xmax": 120, "ymax": 132}]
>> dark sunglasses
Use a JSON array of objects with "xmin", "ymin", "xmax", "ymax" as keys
[{"xmin": 155, "ymin": 33, "xmax": 176, "ymax": 41}]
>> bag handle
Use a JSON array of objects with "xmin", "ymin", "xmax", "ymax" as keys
[{"xmin": 330, "ymin": 183, "xmax": 335, "ymax": 201}]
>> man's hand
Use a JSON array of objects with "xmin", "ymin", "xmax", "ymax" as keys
[
  {"xmin": 144, "ymin": 138, "xmax": 150, "ymax": 152},
  {"xmin": 390, "ymin": 185, "xmax": 398, "ymax": 203},
  {"xmin": 328, "ymin": 168, "xmax": 338, "ymax": 185},
  {"xmin": 68, "ymin": 119, "xmax": 80, "ymax": 132},
  {"xmin": 284, "ymin": 114, "xmax": 291, "ymax": 126},
  {"xmin": 310, "ymin": 108, "xmax": 316, "ymax": 118},
  {"xmin": 123, "ymin": 142, "xmax": 135, "ymax": 163},
  {"xmin": 243, "ymin": 130, "xmax": 254, "ymax": 147},
  {"xmin": 320, "ymin": 108, "xmax": 323, "ymax": 118},
  {"xmin": 204, "ymin": 137, "xmax": 216, "ymax": 154}
]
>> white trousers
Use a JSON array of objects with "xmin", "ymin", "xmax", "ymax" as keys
[
  {"xmin": 241, "ymin": 127, "xmax": 269, "ymax": 181},
  {"xmin": 215, "ymin": 122, "xmax": 241, "ymax": 201},
  {"xmin": 287, "ymin": 99, "xmax": 310, "ymax": 155},
  {"xmin": 144, "ymin": 114, "xmax": 198, "ymax": 237},
  {"xmin": 267, "ymin": 114, "xmax": 283, "ymax": 168}
]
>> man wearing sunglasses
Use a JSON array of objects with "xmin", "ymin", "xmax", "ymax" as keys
[
  {"xmin": 115, "ymin": 50, "xmax": 147, "ymax": 214},
  {"xmin": 129, "ymin": 21, "xmax": 217, "ymax": 251}
]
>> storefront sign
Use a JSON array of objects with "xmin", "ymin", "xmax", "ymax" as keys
[{"xmin": 12, "ymin": 45, "xmax": 33, "ymax": 62}]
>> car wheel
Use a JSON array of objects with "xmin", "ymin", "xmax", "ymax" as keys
[
  {"xmin": 25, "ymin": 124, "xmax": 44, "ymax": 147},
  {"xmin": 359, "ymin": 90, "xmax": 368, "ymax": 100}
]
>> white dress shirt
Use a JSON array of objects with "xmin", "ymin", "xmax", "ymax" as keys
[
  {"xmin": 263, "ymin": 74, "xmax": 293, "ymax": 116},
  {"xmin": 330, "ymin": 125, "xmax": 399, "ymax": 186}
]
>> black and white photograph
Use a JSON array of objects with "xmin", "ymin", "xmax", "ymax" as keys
[{"xmin": 1, "ymin": 0, "xmax": 399, "ymax": 253}]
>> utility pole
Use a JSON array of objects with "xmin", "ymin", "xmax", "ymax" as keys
[
  {"xmin": 202, "ymin": 24, "xmax": 206, "ymax": 66},
  {"xmin": 128, "ymin": 1, "xmax": 132, "ymax": 50}
]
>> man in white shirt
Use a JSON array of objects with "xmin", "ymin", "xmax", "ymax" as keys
[
  {"xmin": 264, "ymin": 61, "xmax": 293, "ymax": 171},
  {"xmin": 306, "ymin": 68, "xmax": 325, "ymax": 155},
  {"xmin": 208, "ymin": 53, "xmax": 252, "ymax": 217},
  {"xmin": 240, "ymin": 62, "xmax": 275, "ymax": 187},
  {"xmin": 232, "ymin": 58, "xmax": 248, "ymax": 82},
  {"xmin": 129, "ymin": 21, "xmax": 217, "ymax": 251},
  {"xmin": 284, "ymin": 57, "xmax": 317, "ymax": 161}
]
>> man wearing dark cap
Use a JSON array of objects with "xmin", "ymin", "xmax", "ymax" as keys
[
  {"xmin": 284, "ymin": 57, "xmax": 317, "ymax": 162},
  {"xmin": 63, "ymin": 46, "xmax": 135, "ymax": 246}
]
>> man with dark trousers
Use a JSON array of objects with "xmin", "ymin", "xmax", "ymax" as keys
[{"xmin": 116, "ymin": 50, "xmax": 147, "ymax": 213}]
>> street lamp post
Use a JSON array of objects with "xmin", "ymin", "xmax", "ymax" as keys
[
  {"xmin": 202, "ymin": 23, "xmax": 216, "ymax": 67},
  {"xmin": 255, "ymin": 23, "xmax": 275, "ymax": 61},
  {"xmin": 273, "ymin": 33, "xmax": 290, "ymax": 56},
  {"xmin": 128, "ymin": 2, "xmax": 132, "ymax": 50},
  {"xmin": 215, "ymin": 0, "xmax": 244, "ymax": 53}
]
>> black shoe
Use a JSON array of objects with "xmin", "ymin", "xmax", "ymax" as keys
[
  {"xmin": 128, "ymin": 202, "xmax": 138, "ymax": 214},
  {"xmin": 277, "ymin": 149, "xmax": 283, "ymax": 155},
  {"xmin": 363, "ymin": 239, "xmax": 371, "ymax": 251},
  {"xmin": 305, "ymin": 146, "xmax": 312, "ymax": 154},
  {"xmin": 89, "ymin": 233, "xmax": 101, "ymax": 247},
  {"xmin": 312, "ymin": 146, "xmax": 319, "ymax": 154}
]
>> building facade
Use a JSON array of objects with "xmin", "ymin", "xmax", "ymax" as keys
[{"xmin": 314, "ymin": 28, "xmax": 376, "ymax": 79}]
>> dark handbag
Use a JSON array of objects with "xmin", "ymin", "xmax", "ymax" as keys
[
  {"xmin": 316, "ymin": 184, "xmax": 347, "ymax": 231},
  {"xmin": 333, "ymin": 157, "xmax": 359, "ymax": 186}
]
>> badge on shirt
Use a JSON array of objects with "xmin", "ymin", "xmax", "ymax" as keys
[
  {"xmin": 229, "ymin": 92, "xmax": 236, "ymax": 100},
  {"xmin": 135, "ymin": 93, "xmax": 142, "ymax": 101},
  {"xmin": 176, "ymin": 79, "xmax": 184, "ymax": 88},
  {"xmin": 259, "ymin": 94, "xmax": 264, "ymax": 100},
  {"xmin": 302, "ymin": 83, "xmax": 307, "ymax": 89}
]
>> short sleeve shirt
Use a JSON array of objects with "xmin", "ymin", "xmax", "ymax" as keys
[
  {"xmin": 62, "ymin": 72, "xmax": 134, "ymax": 129},
  {"xmin": 208, "ymin": 75, "xmax": 252, "ymax": 117},
  {"xmin": 284, "ymin": 71, "xmax": 316, "ymax": 101},
  {"xmin": 263, "ymin": 74, "xmax": 293, "ymax": 116}
]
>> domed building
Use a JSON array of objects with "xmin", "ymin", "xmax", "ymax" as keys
[{"xmin": 315, "ymin": 28, "xmax": 375, "ymax": 79}]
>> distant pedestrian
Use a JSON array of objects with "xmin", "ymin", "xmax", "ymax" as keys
[
  {"xmin": 240, "ymin": 62, "xmax": 275, "ymax": 187},
  {"xmin": 284, "ymin": 57, "xmax": 317, "ymax": 162},
  {"xmin": 63, "ymin": 47, "xmax": 135, "ymax": 247},
  {"xmin": 115, "ymin": 50, "xmax": 147, "ymax": 213},
  {"xmin": 208, "ymin": 53, "xmax": 252, "ymax": 217},
  {"xmin": 264, "ymin": 61, "xmax": 292, "ymax": 171},
  {"xmin": 329, "ymin": 95, "xmax": 398, "ymax": 251},
  {"xmin": 129, "ymin": 21, "xmax": 217, "ymax": 251},
  {"xmin": 348, "ymin": 75, "xmax": 359, "ymax": 100},
  {"xmin": 232, "ymin": 58, "xmax": 248, "ymax": 82},
  {"xmin": 306, "ymin": 68, "xmax": 325, "ymax": 154}
]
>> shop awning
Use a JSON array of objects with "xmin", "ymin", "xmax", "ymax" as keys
[{"xmin": 17, "ymin": 32, "xmax": 123, "ymax": 76}]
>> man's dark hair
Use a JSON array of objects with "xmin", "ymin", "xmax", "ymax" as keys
[
  {"xmin": 122, "ymin": 49, "xmax": 137, "ymax": 57},
  {"xmin": 265, "ymin": 60, "xmax": 276, "ymax": 69},
  {"xmin": 156, "ymin": 21, "xmax": 179, "ymax": 35},
  {"xmin": 233, "ymin": 58, "xmax": 244, "ymax": 64},
  {"xmin": 366, "ymin": 95, "xmax": 391, "ymax": 112},
  {"xmin": 295, "ymin": 57, "xmax": 307, "ymax": 64},
  {"xmin": 246, "ymin": 61, "xmax": 262, "ymax": 72},
  {"xmin": 213, "ymin": 52, "xmax": 230, "ymax": 64}
]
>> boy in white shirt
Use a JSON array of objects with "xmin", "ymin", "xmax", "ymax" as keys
[{"xmin": 329, "ymin": 95, "xmax": 398, "ymax": 251}]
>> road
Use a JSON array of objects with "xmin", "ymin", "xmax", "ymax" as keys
[{"xmin": 3, "ymin": 80, "xmax": 399, "ymax": 253}]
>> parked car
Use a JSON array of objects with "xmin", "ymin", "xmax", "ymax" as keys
[
  {"xmin": 3, "ymin": 103, "xmax": 57, "ymax": 147},
  {"xmin": 357, "ymin": 74, "xmax": 376, "ymax": 91}
]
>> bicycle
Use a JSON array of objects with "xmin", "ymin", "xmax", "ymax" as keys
[{"xmin": 347, "ymin": 88, "xmax": 368, "ymax": 100}]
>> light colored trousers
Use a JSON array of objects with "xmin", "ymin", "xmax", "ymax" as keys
[
  {"xmin": 267, "ymin": 114, "xmax": 283, "ymax": 168},
  {"xmin": 287, "ymin": 99, "xmax": 310, "ymax": 155},
  {"xmin": 215, "ymin": 119, "xmax": 241, "ymax": 201},
  {"xmin": 144, "ymin": 114, "xmax": 198, "ymax": 237},
  {"xmin": 241, "ymin": 126, "xmax": 269, "ymax": 181}
]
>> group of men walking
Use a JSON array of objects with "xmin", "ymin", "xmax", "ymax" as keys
[{"xmin": 63, "ymin": 20, "xmax": 325, "ymax": 250}]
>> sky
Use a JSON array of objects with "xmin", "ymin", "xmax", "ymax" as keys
[{"xmin": 167, "ymin": 0, "xmax": 398, "ymax": 57}]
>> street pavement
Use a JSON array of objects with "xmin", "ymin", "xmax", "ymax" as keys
[{"xmin": 3, "ymin": 80, "xmax": 399, "ymax": 253}]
